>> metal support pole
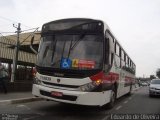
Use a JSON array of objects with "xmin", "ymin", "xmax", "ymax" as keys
[{"xmin": 11, "ymin": 23, "xmax": 21, "ymax": 82}]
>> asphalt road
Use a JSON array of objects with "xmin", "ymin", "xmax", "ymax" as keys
[{"xmin": 0, "ymin": 87, "xmax": 160, "ymax": 120}]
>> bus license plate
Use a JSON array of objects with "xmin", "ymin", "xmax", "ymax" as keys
[{"xmin": 51, "ymin": 91, "xmax": 63, "ymax": 97}]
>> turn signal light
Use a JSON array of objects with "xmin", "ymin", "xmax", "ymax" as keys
[{"xmin": 95, "ymin": 79, "xmax": 103, "ymax": 85}]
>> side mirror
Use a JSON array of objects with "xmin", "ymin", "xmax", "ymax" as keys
[{"xmin": 30, "ymin": 36, "xmax": 38, "ymax": 54}]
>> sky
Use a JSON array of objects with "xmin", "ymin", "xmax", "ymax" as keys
[{"xmin": 0, "ymin": 0, "xmax": 160, "ymax": 77}]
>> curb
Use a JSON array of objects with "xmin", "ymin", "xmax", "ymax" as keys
[
  {"xmin": 133, "ymin": 86, "xmax": 141, "ymax": 91},
  {"xmin": 0, "ymin": 86, "xmax": 142, "ymax": 105},
  {"xmin": 0, "ymin": 97, "xmax": 44, "ymax": 105}
]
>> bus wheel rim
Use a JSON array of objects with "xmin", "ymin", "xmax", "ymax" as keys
[{"xmin": 111, "ymin": 91, "xmax": 115, "ymax": 103}]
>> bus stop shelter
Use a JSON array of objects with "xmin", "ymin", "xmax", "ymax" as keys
[{"xmin": 0, "ymin": 32, "xmax": 40, "ymax": 92}]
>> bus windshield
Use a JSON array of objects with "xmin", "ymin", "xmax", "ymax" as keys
[{"xmin": 37, "ymin": 34, "xmax": 103, "ymax": 70}]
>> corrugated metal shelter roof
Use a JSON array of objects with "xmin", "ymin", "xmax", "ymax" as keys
[
  {"xmin": 4, "ymin": 32, "xmax": 41, "ymax": 45},
  {"xmin": 0, "ymin": 32, "xmax": 40, "ymax": 65}
]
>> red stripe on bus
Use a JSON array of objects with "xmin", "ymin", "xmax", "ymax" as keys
[
  {"xmin": 90, "ymin": 71, "xmax": 119, "ymax": 83},
  {"xmin": 125, "ymin": 76, "xmax": 135, "ymax": 83},
  {"xmin": 103, "ymin": 72, "xmax": 119, "ymax": 83}
]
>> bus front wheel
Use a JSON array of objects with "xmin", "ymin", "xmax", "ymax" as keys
[
  {"xmin": 108, "ymin": 88, "xmax": 116, "ymax": 108},
  {"xmin": 102, "ymin": 87, "xmax": 116, "ymax": 109}
]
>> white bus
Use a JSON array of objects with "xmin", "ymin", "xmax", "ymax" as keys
[{"xmin": 31, "ymin": 18, "xmax": 136, "ymax": 108}]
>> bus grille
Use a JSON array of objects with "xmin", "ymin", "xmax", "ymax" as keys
[
  {"xmin": 40, "ymin": 90, "xmax": 77, "ymax": 101},
  {"xmin": 42, "ymin": 81, "xmax": 79, "ymax": 88},
  {"xmin": 36, "ymin": 66, "xmax": 101, "ymax": 79},
  {"xmin": 37, "ymin": 67, "xmax": 85, "ymax": 78}
]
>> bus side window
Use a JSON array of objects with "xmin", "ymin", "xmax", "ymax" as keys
[
  {"xmin": 114, "ymin": 43, "xmax": 121, "ymax": 68},
  {"xmin": 105, "ymin": 30, "xmax": 115, "ymax": 67},
  {"xmin": 111, "ymin": 52, "xmax": 114, "ymax": 65},
  {"xmin": 105, "ymin": 38, "xmax": 109, "ymax": 64},
  {"xmin": 122, "ymin": 53, "xmax": 125, "ymax": 70}
]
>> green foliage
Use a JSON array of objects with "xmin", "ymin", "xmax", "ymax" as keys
[
  {"xmin": 156, "ymin": 69, "xmax": 160, "ymax": 78},
  {"xmin": 150, "ymin": 75, "xmax": 156, "ymax": 80}
]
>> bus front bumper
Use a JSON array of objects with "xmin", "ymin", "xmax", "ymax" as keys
[{"xmin": 32, "ymin": 84, "xmax": 111, "ymax": 106}]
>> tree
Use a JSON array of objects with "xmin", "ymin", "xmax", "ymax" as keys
[
  {"xmin": 156, "ymin": 69, "xmax": 160, "ymax": 78},
  {"xmin": 150, "ymin": 75, "xmax": 156, "ymax": 80}
]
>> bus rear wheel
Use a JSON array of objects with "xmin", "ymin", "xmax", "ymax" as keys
[{"xmin": 127, "ymin": 84, "xmax": 132, "ymax": 96}]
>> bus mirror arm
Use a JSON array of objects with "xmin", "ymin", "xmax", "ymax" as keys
[
  {"xmin": 30, "ymin": 36, "xmax": 38, "ymax": 54},
  {"xmin": 104, "ymin": 64, "xmax": 111, "ymax": 73}
]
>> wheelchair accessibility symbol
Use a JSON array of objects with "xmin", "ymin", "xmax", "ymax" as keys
[{"xmin": 61, "ymin": 58, "xmax": 71, "ymax": 69}]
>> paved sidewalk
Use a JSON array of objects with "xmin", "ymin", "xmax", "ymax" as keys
[
  {"xmin": 0, "ymin": 92, "xmax": 33, "ymax": 101},
  {"xmin": 0, "ymin": 92, "xmax": 43, "ymax": 105}
]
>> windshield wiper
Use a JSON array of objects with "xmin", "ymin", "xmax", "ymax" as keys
[
  {"xmin": 51, "ymin": 59, "xmax": 61, "ymax": 66},
  {"xmin": 51, "ymin": 37, "xmax": 67, "ymax": 67},
  {"xmin": 51, "ymin": 34, "xmax": 85, "ymax": 67},
  {"xmin": 66, "ymin": 34, "xmax": 85, "ymax": 59},
  {"xmin": 67, "ymin": 34, "xmax": 85, "ymax": 59},
  {"xmin": 70, "ymin": 34, "xmax": 85, "ymax": 50},
  {"xmin": 51, "ymin": 36, "xmax": 57, "ymax": 65}
]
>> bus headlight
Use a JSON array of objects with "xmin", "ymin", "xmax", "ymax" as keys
[
  {"xmin": 78, "ymin": 79, "xmax": 102, "ymax": 92},
  {"xmin": 33, "ymin": 77, "xmax": 42, "ymax": 85}
]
